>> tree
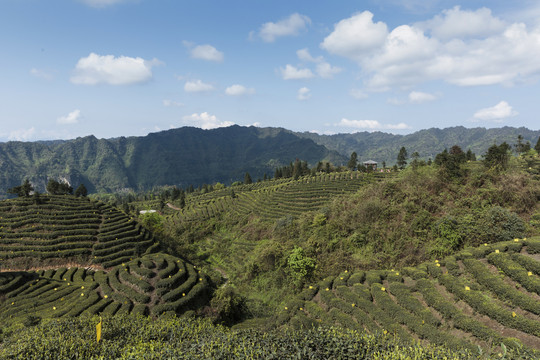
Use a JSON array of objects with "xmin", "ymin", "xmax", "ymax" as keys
[
  {"xmin": 465, "ymin": 149, "xmax": 476, "ymax": 161},
  {"xmin": 7, "ymin": 179, "xmax": 33, "ymax": 197},
  {"xmin": 347, "ymin": 152, "xmax": 358, "ymax": 170},
  {"xmin": 483, "ymin": 142, "xmax": 511, "ymax": 171},
  {"xmin": 435, "ymin": 146, "xmax": 467, "ymax": 179},
  {"xmin": 244, "ymin": 172, "xmax": 252, "ymax": 184},
  {"xmin": 397, "ymin": 147, "xmax": 408, "ymax": 169},
  {"xmin": 515, "ymin": 135, "xmax": 531, "ymax": 155},
  {"xmin": 47, "ymin": 179, "xmax": 73, "ymax": 195},
  {"xmin": 410, "ymin": 151, "xmax": 420, "ymax": 170},
  {"xmin": 535, "ymin": 137, "xmax": 540, "ymax": 154},
  {"xmin": 74, "ymin": 184, "xmax": 88, "ymax": 197}
]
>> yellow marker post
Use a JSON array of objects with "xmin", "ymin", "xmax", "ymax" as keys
[{"xmin": 96, "ymin": 317, "xmax": 102, "ymax": 343}]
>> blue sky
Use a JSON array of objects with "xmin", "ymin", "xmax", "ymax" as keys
[{"xmin": 1, "ymin": 0, "xmax": 540, "ymax": 141}]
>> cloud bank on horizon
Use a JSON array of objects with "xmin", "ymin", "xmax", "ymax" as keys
[{"xmin": 1, "ymin": 1, "xmax": 540, "ymax": 141}]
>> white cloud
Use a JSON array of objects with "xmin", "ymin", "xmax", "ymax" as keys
[
  {"xmin": 280, "ymin": 64, "xmax": 314, "ymax": 80},
  {"xmin": 187, "ymin": 43, "xmax": 224, "ymax": 62},
  {"xmin": 320, "ymin": 11, "xmax": 388, "ymax": 61},
  {"xmin": 321, "ymin": 8, "xmax": 540, "ymax": 90},
  {"xmin": 57, "ymin": 109, "xmax": 82, "ymax": 124},
  {"xmin": 297, "ymin": 87, "xmax": 311, "ymax": 101},
  {"xmin": 316, "ymin": 62, "xmax": 342, "ymax": 79},
  {"xmin": 163, "ymin": 99, "xmax": 184, "ymax": 107},
  {"xmin": 408, "ymin": 91, "xmax": 437, "ymax": 103},
  {"xmin": 8, "ymin": 127, "xmax": 36, "ymax": 141},
  {"xmin": 71, "ymin": 53, "xmax": 160, "ymax": 85},
  {"xmin": 225, "ymin": 84, "xmax": 255, "ymax": 96},
  {"xmin": 420, "ymin": 6, "xmax": 506, "ymax": 40},
  {"xmin": 30, "ymin": 68, "xmax": 53, "ymax": 80},
  {"xmin": 182, "ymin": 112, "xmax": 234, "ymax": 130},
  {"xmin": 258, "ymin": 13, "xmax": 311, "ymax": 42},
  {"xmin": 473, "ymin": 101, "xmax": 518, "ymax": 121},
  {"xmin": 297, "ymin": 48, "xmax": 323, "ymax": 62},
  {"xmin": 184, "ymin": 79, "xmax": 215, "ymax": 92},
  {"xmin": 337, "ymin": 118, "xmax": 410, "ymax": 130}
]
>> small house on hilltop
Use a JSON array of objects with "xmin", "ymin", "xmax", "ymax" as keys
[{"xmin": 363, "ymin": 160, "xmax": 377, "ymax": 170}]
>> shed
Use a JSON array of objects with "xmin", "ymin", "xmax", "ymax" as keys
[{"xmin": 363, "ymin": 160, "xmax": 378, "ymax": 170}]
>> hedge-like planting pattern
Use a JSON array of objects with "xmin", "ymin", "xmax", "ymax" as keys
[
  {"xmin": 274, "ymin": 238, "xmax": 540, "ymax": 354},
  {"xmin": 0, "ymin": 253, "xmax": 210, "ymax": 323},
  {"xmin": 0, "ymin": 195, "xmax": 158, "ymax": 269}
]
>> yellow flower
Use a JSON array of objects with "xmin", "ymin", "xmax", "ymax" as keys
[
  {"xmin": 81, "ymin": 293, "xmax": 84, "ymax": 296},
  {"xmin": 284, "ymin": 306, "xmax": 288, "ymax": 310},
  {"xmin": 435, "ymin": 259, "xmax": 439, "ymax": 263},
  {"xmin": 383, "ymin": 330, "xmax": 388, "ymax": 335},
  {"xmin": 512, "ymin": 311, "xmax": 516, "ymax": 318},
  {"xmin": 53, "ymin": 306, "xmax": 56, "ymax": 310},
  {"xmin": 299, "ymin": 307, "xmax": 303, "ymax": 311},
  {"xmin": 182, "ymin": 293, "xmax": 185, "ymax": 297},
  {"xmin": 325, "ymin": 288, "xmax": 329, "ymax": 291},
  {"xmin": 436, "ymin": 263, "xmax": 441, "ymax": 267},
  {"xmin": 81, "ymin": 286, "xmax": 84, "ymax": 289},
  {"xmin": 104, "ymin": 295, "xmax": 108, "ymax": 299},
  {"xmin": 309, "ymin": 285, "xmax": 313, "ymax": 289},
  {"xmin": 514, "ymin": 238, "xmax": 519, "ymax": 242},
  {"xmin": 484, "ymin": 243, "xmax": 488, "ymax": 246}
]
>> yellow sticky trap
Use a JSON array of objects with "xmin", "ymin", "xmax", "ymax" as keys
[{"xmin": 465, "ymin": 286, "xmax": 470, "ymax": 291}]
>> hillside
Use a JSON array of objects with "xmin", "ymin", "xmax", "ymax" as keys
[
  {"xmin": 0, "ymin": 195, "xmax": 212, "ymax": 321},
  {"xmin": 1, "ymin": 125, "xmax": 539, "ymax": 197},
  {"xmin": 0, "ymin": 126, "xmax": 344, "ymax": 196},
  {"xmin": 273, "ymin": 237, "xmax": 540, "ymax": 354},
  {"xmin": 298, "ymin": 126, "xmax": 540, "ymax": 165}
]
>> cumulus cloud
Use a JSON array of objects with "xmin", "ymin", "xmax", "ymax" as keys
[
  {"xmin": 320, "ymin": 11, "xmax": 388, "ymax": 61},
  {"xmin": 337, "ymin": 118, "xmax": 410, "ymax": 130},
  {"xmin": 182, "ymin": 112, "xmax": 234, "ymax": 130},
  {"xmin": 57, "ymin": 109, "xmax": 82, "ymax": 124},
  {"xmin": 184, "ymin": 79, "xmax": 215, "ymax": 92},
  {"xmin": 321, "ymin": 8, "xmax": 540, "ymax": 90},
  {"xmin": 30, "ymin": 68, "xmax": 53, "ymax": 80},
  {"xmin": 473, "ymin": 101, "xmax": 518, "ymax": 121},
  {"xmin": 225, "ymin": 84, "xmax": 255, "ymax": 96},
  {"xmin": 408, "ymin": 91, "xmax": 437, "ymax": 103},
  {"xmin": 257, "ymin": 13, "xmax": 311, "ymax": 42},
  {"xmin": 293, "ymin": 48, "xmax": 342, "ymax": 79},
  {"xmin": 297, "ymin": 87, "xmax": 311, "ymax": 101},
  {"xmin": 163, "ymin": 99, "xmax": 184, "ymax": 107},
  {"xmin": 71, "ymin": 53, "xmax": 160, "ymax": 85},
  {"xmin": 420, "ymin": 6, "xmax": 506, "ymax": 40},
  {"xmin": 185, "ymin": 42, "xmax": 224, "ymax": 62},
  {"xmin": 280, "ymin": 64, "xmax": 314, "ymax": 80},
  {"xmin": 8, "ymin": 127, "xmax": 36, "ymax": 141}
]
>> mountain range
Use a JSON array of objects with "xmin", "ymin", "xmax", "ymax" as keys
[{"xmin": 0, "ymin": 125, "xmax": 538, "ymax": 196}]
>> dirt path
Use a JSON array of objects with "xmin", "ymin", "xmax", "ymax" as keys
[{"xmin": 167, "ymin": 203, "xmax": 181, "ymax": 211}]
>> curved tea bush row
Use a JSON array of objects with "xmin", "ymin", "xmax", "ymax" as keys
[
  {"xmin": 0, "ymin": 196, "xmax": 158, "ymax": 270},
  {"xmin": 0, "ymin": 253, "xmax": 211, "ymax": 324},
  {"xmin": 273, "ymin": 239, "xmax": 540, "ymax": 354}
]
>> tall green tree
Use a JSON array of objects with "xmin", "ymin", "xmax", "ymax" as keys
[
  {"xmin": 483, "ymin": 142, "xmax": 511, "ymax": 171},
  {"xmin": 7, "ymin": 179, "xmax": 33, "ymax": 197},
  {"xmin": 244, "ymin": 172, "xmax": 252, "ymax": 185},
  {"xmin": 347, "ymin": 152, "xmax": 358, "ymax": 170},
  {"xmin": 514, "ymin": 135, "xmax": 531, "ymax": 154},
  {"xmin": 74, "ymin": 184, "xmax": 88, "ymax": 197},
  {"xmin": 397, "ymin": 147, "xmax": 408, "ymax": 169},
  {"xmin": 535, "ymin": 137, "xmax": 540, "ymax": 154}
]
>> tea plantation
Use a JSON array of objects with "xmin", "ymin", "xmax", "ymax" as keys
[{"xmin": 273, "ymin": 238, "xmax": 540, "ymax": 356}]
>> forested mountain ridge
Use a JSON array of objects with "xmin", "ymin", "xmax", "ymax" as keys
[
  {"xmin": 297, "ymin": 126, "xmax": 540, "ymax": 164},
  {"xmin": 1, "ymin": 125, "xmax": 539, "ymax": 197},
  {"xmin": 0, "ymin": 126, "xmax": 344, "ymax": 196}
]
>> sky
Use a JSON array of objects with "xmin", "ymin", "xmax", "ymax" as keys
[{"xmin": 1, "ymin": 0, "xmax": 540, "ymax": 141}]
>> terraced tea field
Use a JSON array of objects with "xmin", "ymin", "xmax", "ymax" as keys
[
  {"xmin": 0, "ymin": 196, "xmax": 211, "ymax": 323},
  {"xmin": 170, "ymin": 171, "xmax": 391, "ymax": 222},
  {"xmin": 275, "ymin": 238, "xmax": 540, "ymax": 354}
]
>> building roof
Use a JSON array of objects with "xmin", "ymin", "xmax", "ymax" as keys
[{"xmin": 363, "ymin": 160, "xmax": 378, "ymax": 164}]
